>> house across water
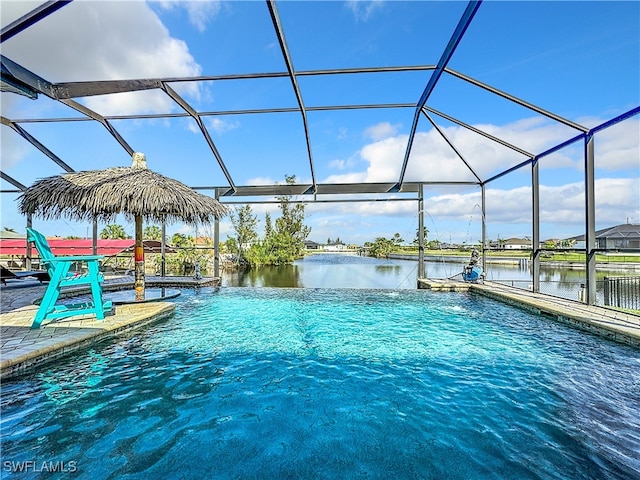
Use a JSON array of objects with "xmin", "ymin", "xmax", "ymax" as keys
[{"xmin": 569, "ymin": 223, "xmax": 640, "ymax": 250}]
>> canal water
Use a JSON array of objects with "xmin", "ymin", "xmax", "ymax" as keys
[
  {"xmin": 220, "ymin": 253, "xmax": 636, "ymax": 304},
  {"xmin": 222, "ymin": 253, "xmax": 423, "ymax": 289}
]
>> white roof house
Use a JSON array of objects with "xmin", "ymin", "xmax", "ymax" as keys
[{"xmin": 503, "ymin": 238, "xmax": 532, "ymax": 250}]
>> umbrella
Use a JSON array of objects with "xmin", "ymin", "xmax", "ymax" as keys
[{"xmin": 18, "ymin": 152, "xmax": 227, "ymax": 300}]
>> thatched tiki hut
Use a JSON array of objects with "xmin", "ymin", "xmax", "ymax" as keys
[{"xmin": 18, "ymin": 152, "xmax": 227, "ymax": 300}]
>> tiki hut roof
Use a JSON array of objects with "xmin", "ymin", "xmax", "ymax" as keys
[{"xmin": 18, "ymin": 161, "xmax": 227, "ymax": 225}]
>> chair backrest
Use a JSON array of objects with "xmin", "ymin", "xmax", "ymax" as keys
[
  {"xmin": 26, "ymin": 228, "xmax": 56, "ymax": 274},
  {"xmin": 1, "ymin": 265, "xmax": 18, "ymax": 280}
]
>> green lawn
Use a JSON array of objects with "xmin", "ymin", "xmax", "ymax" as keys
[{"xmin": 393, "ymin": 247, "xmax": 640, "ymax": 263}]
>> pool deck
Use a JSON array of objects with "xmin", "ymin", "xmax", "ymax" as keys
[
  {"xmin": 419, "ymin": 278, "xmax": 640, "ymax": 347},
  {"xmin": 0, "ymin": 275, "xmax": 220, "ymax": 380}
]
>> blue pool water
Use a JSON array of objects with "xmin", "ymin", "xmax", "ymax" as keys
[{"xmin": 1, "ymin": 288, "xmax": 639, "ymax": 479}]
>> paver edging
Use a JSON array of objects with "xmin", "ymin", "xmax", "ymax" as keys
[
  {"xmin": 554, "ymin": 314, "xmax": 640, "ymax": 347},
  {"xmin": 468, "ymin": 284, "xmax": 640, "ymax": 347},
  {"xmin": 0, "ymin": 302, "xmax": 175, "ymax": 380}
]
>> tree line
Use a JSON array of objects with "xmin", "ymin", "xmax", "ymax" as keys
[
  {"xmin": 98, "ymin": 175, "xmax": 312, "ymax": 270},
  {"xmin": 226, "ymin": 175, "xmax": 311, "ymax": 268},
  {"xmin": 364, "ymin": 228, "xmax": 430, "ymax": 258}
]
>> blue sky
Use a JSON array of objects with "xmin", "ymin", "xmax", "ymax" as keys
[{"xmin": 1, "ymin": 0, "xmax": 638, "ymax": 246}]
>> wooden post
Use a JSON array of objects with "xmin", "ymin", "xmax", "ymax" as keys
[
  {"xmin": 134, "ymin": 215, "xmax": 145, "ymax": 301},
  {"xmin": 26, "ymin": 213, "xmax": 33, "ymax": 270},
  {"xmin": 214, "ymin": 189, "xmax": 220, "ymax": 279},
  {"xmin": 92, "ymin": 218, "xmax": 98, "ymax": 255},
  {"xmin": 161, "ymin": 220, "xmax": 166, "ymax": 278}
]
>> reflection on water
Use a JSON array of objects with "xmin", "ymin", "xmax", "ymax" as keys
[
  {"xmin": 222, "ymin": 254, "xmax": 419, "ymax": 289},
  {"xmin": 375, "ymin": 265, "xmax": 402, "ymax": 273},
  {"xmin": 221, "ymin": 253, "xmax": 637, "ymax": 303},
  {"xmin": 226, "ymin": 264, "xmax": 302, "ymax": 288}
]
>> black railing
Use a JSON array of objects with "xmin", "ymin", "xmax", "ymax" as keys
[{"xmin": 604, "ymin": 276, "xmax": 640, "ymax": 310}]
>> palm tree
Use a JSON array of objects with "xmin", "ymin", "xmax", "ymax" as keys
[
  {"xmin": 413, "ymin": 227, "xmax": 428, "ymax": 245},
  {"xmin": 144, "ymin": 225, "xmax": 162, "ymax": 241},
  {"xmin": 101, "ymin": 224, "xmax": 130, "ymax": 239}
]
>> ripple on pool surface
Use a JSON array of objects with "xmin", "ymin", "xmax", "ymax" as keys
[{"xmin": 2, "ymin": 287, "xmax": 639, "ymax": 480}]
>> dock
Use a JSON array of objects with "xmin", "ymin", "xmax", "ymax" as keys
[
  {"xmin": 417, "ymin": 278, "xmax": 472, "ymax": 292},
  {"xmin": 419, "ymin": 278, "xmax": 640, "ymax": 347},
  {"xmin": 0, "ymin": 275, "xmax": 220, "ymax": 380}
]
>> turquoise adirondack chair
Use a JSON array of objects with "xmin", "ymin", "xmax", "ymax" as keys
[{"xmin": 26, "ymin": 228, "xmax": 113, "ymax": 329}]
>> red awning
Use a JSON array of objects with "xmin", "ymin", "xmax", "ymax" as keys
[{"xmin": 0, "ymin": 239, "xmax": 170, "ymax": 257}]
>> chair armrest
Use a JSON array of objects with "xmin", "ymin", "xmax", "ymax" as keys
[{"xmin": 45, "ymin": 255, "xmax": 104, "ymax": 262}]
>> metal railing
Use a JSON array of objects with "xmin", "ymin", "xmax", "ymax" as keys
[
  {"xmin": 492, "ymin": 279, "xmax": 587, "ymax": 302},
  {"xmin": 490, "ymin": 277, "xmax": 640, "ymax": 312},
  {"xmin": 603, "ymin": 276, "xmax": 640, "ymax": 310}
]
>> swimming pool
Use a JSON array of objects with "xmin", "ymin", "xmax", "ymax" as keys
[{"xmin": 1, "ymin": 287, "xmax": 639, "ymax": 479}]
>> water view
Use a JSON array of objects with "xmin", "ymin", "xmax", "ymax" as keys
[
  {"xmin": 1, "ymin": 287, "xmax": 639, "ymax": 479},
  {"xmin": 222, "ymin": 253, "xmax": 633, "ymax": 304},
  {"xmin": 223, "ymin": 253, "xmax": 422, "ymax": 289}
]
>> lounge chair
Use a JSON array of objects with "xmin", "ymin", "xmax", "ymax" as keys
[
  {"xmin": 1, "ymin": 265, "xmax": 50, "ymax": 285},
  {"xmin": 26, "ymin": 228, "xmax": 113, "ymax": 329}
]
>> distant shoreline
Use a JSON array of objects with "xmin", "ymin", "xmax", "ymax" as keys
[{"xmin": 388, "ymin": 253, "xmax": 640, "ymax": 271}]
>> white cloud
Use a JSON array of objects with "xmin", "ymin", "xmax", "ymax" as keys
[
  {"xmin": 157, "ymin": 0, "xmax": 223, "ymax": 33},
  {"xmin": 474, "ymin": 117, "xmax": 574, "ymax": 157},
  {"xmin": 592, "ymin": 178, "xmax": 640, "ymax": 222},
  {"xmin": 358, "ymin": 136, "xmax": 406, "ymax": 181},
  {"xmin": 307, "ymin": 175, "xmax": 638, "ymax": 230},
  {"xmin": 593, "ymin": 117, "xmax": 640, "ymax": 170},
  {"xmin": 327, "ymin": 151, "xmax": 363, "ymax": 172},
  {"xmin": 1, "ymin": 1, "xmax": 203, "ymax": 116},
  {"xmin": 0, "ymin": 127, "xmax": 29, "ymax": 170},
  {"xmin": 324, "ymin": 116, "xmax": 638, "ymax": 187},
  {"xmin": 315, "ymin": 218, "xmax": 353, "ymax": 229},
  {"xmin": 346, "ymin": 0, "xmax": 385, "ymax": 21},
  {"xmin": 208, "ymin": 117, "xmax": 240, "ymax": 134},
  {"xmin": 364, "ymin": 122, "xmax": 400, "ymax": 141},
  {"xmin": 343, "ymin": 200, "xmax": 415, "ymax": 217},
  {"xmin": 326, "ymin": 129, "xmax": 488, "ymax": 184},
  {"xmin": 323, "ymin": 171, "xmax": 367, "ymax": 184},
  {"xmin": 328, "ymin": 159, "xmax": 346, "ymax": 170},
  {"xmin": 246, "ymin": 176, "xmax": 278, "ymax": 186},
  {"xmin": 304, "ymin": 196, "xmax": 416, "ymax": 219},
  {"xmin": 420, "ymin": 178, "xmax": 640, "ymax": 227}
]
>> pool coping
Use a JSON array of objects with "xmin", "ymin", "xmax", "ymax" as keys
[
  {"xmin": 0, "ymin": 275, "xmax": 222, "ymax": 380},
  {"xmin": 0, "ymin": 302, "xmax": 176, "ymax": 380},
  {"xmin": 419, "ymin": 278, "xmax": 640, "ymax": 347}
]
